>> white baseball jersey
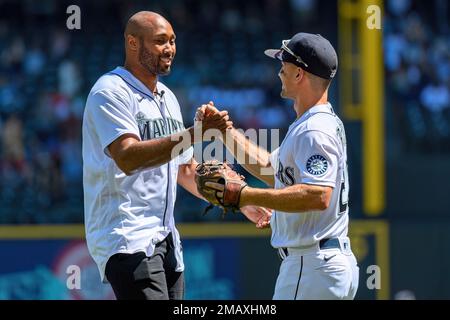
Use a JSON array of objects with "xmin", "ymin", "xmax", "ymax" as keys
[
  {"xmin": 269, "ymin": 103, "xmax": 349, "ymax": 249},
  {"xmin": 82, "ymin": 66, "xmax": 193, "ymax": 282}
]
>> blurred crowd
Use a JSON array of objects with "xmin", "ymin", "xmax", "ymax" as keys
[
  {"xmin": 0, "ymin": 25, "xmax": 86, "ymax": 223},
  {"xmin": 0, "ymin": 0, "xmax": 330, "ymax": 223},
  {"xmin": 384, "ymin": 0, "xmax": 450, "ymax": 153},
  {"xmin": 0, "ymin": 0, "xmax": 447, "ymax": 223}
]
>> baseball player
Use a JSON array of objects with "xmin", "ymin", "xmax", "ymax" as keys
[
  {"xmin": 82, "ymin": 11, "xmax": 270, "ymax": 300},
  {"xmin": 197, "ymin": 33, "xmax": 359, "ymax": 299}
]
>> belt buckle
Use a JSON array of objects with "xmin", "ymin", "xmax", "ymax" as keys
[{"xmin": 339, "ymin": 238, "xmax": 351, "ymax": 254}]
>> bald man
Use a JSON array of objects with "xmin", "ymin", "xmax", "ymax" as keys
[{"xmin": 83, "ymin": 11, "xmax": 270, "ymax": 300}]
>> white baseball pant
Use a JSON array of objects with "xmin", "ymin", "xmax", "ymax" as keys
[{"xmin": 273, "ymin": 237, "xmax": 359, "ymax": 300}]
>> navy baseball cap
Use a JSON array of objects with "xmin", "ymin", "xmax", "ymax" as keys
[{"xmin": 264, "ymin": 33, "xmax": 338, "ymax": 80}]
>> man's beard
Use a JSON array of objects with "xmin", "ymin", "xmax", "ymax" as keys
[{"xmin": 138, "ymin": 46, "xmax": 172, "ymax": 76}]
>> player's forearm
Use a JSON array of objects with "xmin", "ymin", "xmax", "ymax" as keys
[
  {"xmin": 117, "ymin": 128, "xmax": 194, "ymax": 175},
  {"xmin": 177, "ymin": 163, "xmax": 206, "ymax": 201},
  {"xmin": 221, "ymin": 127, "xmax": 274, "ymax": 186},
  {"xmin": 239, "ymin": 185, "xmax": 330, "ymax": 213}
]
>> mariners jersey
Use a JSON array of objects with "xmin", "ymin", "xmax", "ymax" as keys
[
  {"xmin": 269, "ymin": 103, "xmax": 349, "ymax": 249},
  {"xmin": 82, "ymin": 66, "xmax": 193, "ymax": 282}
]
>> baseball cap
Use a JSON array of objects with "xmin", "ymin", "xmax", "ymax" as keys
[{"xmin": 264, "ymin": 32, "xmax": 338, "ymax": 80}]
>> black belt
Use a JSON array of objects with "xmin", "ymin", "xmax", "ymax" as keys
[
  {"xmin": 279, "ymin": 238, "xmax": 341, "ymax": 259},
  {"xmin": 319, "ymin": 238, "xmax": 341, "ymax": 250}
]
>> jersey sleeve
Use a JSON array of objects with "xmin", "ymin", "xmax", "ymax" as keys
[
  {"xmin": 269, "ymin": 147, "xmax": 280, "ymax": 170},
  {"xmin": 294, "ymin": 130, "xmax": 340, "ymax": 188},
  {"xmin": 85, "ymin": 89, "xmax": 140, "ymax": 156}
]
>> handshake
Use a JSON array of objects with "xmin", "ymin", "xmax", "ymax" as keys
[
  {"xmin": 192, "ymin": 102, "xmax": 271, "ymax": 229},
  {"xmin": 192, "ymin": 101, "xmax": 233, "ymax": 141}
]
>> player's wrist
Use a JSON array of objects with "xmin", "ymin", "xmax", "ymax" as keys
[
  {"xmin": 239, "ymin": 186, "xmax": 253, "ymax": 207},
  {"xmin": 187, "ymin": 126, "xmax": 200, "ymax": 144},
  {"xmin": 219, "ymin": 125, "xmax": 235, "ymax": 142}
]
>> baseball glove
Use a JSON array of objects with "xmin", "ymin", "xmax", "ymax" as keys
[{"xmin": 195, "ymin": 160, "xmax": 247, "ymax": 216}]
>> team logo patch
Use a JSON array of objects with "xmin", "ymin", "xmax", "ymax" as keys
[{"xmin": 306, "ymin": 155, "xmax": 328, "ymax": 175}]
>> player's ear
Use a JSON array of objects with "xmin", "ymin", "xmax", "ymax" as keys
[
  {"xmin": 295, "ymin": 68, "xmax": 304, "ymax": 82},
  {"xmin": 127, "ymin": 35, "xmax": 138, "ymax": 52}
]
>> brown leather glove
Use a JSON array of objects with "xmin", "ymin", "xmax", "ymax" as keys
[{"xmin": 195, "ymin": 160, "xmax": 247, "ymax": 216}]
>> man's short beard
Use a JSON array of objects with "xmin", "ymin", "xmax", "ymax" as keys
[{"xmin": 138, "ymin": 39, "xmax": 171, "ymax": 76}]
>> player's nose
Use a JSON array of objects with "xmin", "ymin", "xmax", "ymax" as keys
[{"xmin": 164, "ymin": 42, "xmax": 175, "ymax": 55}]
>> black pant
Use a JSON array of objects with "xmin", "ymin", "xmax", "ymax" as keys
[{"xmin": 105, "ymin": 234, "xmax": 184, "ymax": 300}]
